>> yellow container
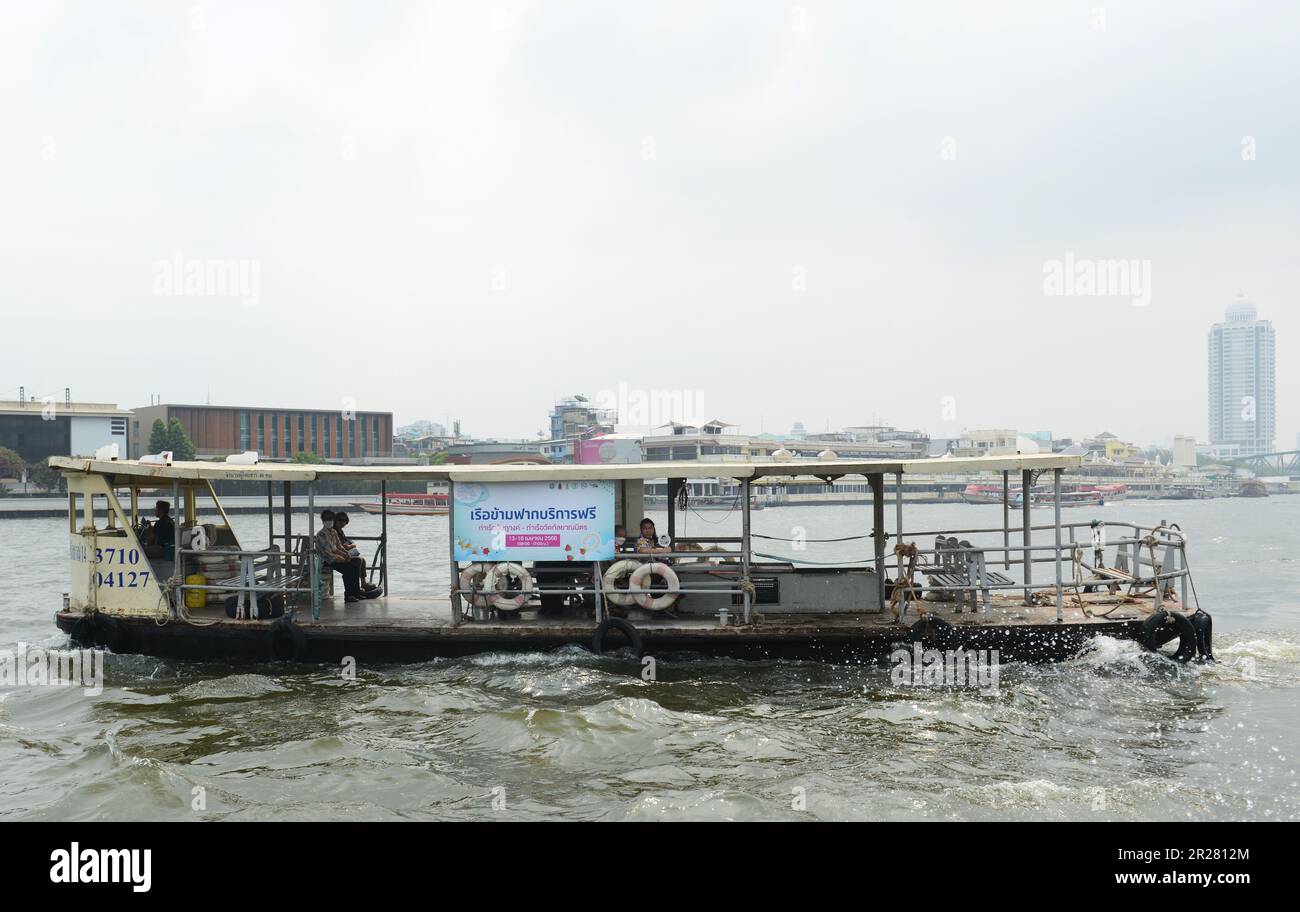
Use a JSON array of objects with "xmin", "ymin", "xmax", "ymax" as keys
[{"xmin": 185, "ymin": 573, "xmax": 208, "ymax": 609}]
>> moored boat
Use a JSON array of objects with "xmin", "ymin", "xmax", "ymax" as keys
[{"xmin": 352, "ymin": 492, "xmax": 449, "ymax": 515}]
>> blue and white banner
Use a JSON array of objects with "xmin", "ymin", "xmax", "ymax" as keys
[{"xmin": 452, "ymin": 480, "xmax": 616, "ymax": 562}]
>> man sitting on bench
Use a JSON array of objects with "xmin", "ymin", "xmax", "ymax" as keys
[
  {"xmin": 333, "ymin": 512, "xmax": 380, "ymax": 595},
  {"xmin": 315, "ymin": 509, "xmax": 376, "ymax": 603}
]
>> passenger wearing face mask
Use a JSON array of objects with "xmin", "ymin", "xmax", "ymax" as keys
[{"xmin": 613, "ymin": 525, "xmax": 635, "ymax": 553}]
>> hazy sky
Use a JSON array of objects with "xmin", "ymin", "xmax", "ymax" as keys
[{"xmin": 3, "ymin": 1, "xmax": 1297, "ymax": 447}]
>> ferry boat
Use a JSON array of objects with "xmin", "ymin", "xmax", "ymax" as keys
[
  {"xmin": 47, "ymin": 454, "xmax": 1213, "ymax": 665},
  {"xmin": 352, "ymin": 492, "xmax": 449, "ymax": 515}
]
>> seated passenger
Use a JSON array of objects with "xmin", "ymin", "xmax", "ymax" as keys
[
  {"xmin": 334, "ymin": 512, "xmax": 381, "ymax": 594},
  {"xmin": 315, "ymin": 509, "xmax": 373, "ymax": 603},
  {"xmin": 635, "ymin": 518, "xmax": 671, "ymax": 556},
  {"xmin": 614, "ymin": 525, "xmax": 635, "ymax": 553},
  {"xmin": 142, "ymin": 500, "xmax": 176, "ymax": 560}
]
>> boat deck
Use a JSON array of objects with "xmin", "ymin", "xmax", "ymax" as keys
[{"xmin": 181, "ymin": 587, "xmax": 1168, "ymax": 632}]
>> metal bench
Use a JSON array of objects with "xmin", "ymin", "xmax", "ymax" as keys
[{"xmin": 922, "ymin": 536, "xmax": 1014, "ymax": 613}]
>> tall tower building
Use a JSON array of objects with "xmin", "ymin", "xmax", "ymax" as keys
[{"xmin": 1208, "ymin": 295, "xmax": 1276, "ymax": 457}]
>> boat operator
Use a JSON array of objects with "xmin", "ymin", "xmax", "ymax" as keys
[{"xmin": 141, "ymin": 500, "xmax": 176, "ymax": 560}]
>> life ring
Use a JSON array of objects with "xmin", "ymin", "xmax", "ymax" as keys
[
  {"xmin": 907, "ymin": 616, "xmax": 958, "ymax": 650},
  {"xmin": 601, "ymin": 560, "xmax": 643, "ymax": 606},
  {"xmin": 1139, "ymin": 609, "xmax": 1197, "ymax": 663},
  {"xmin": 628, "ymin": 562, "xmax": 680, "ymax": 611},
  {"xmin": 592, "ymin": 617, "xmax": 643, "ymax": 658},
  {"xmin": 269, "ymin": 616, "xmax": 307, "ymax": 662},
  {"xmin": 483, "ymin": 562, "xmax": 533, "ymax": 611},
  {"xmin": 458, "ymin": 564, "xmax": 494, "ymax": 608}
]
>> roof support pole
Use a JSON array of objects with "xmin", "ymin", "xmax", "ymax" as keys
[
  {"xmin": 1022, "ymin": 469, "xmax": 1033, "ymax": 606},
  {"xmin": 1053, "ymin": 468, "xmax": 1064, "ymax": 621},
  {"xmin": 870, "ymin": 473, "xmax": 886, "ymax": 609},
  {"xmin": 1002, "ymin": 470, "xmax": 1010, "ymax": 570},
  {"xmin": 895, "ymin": 472, "xmax": 904, "ymax": 580},
  {"xmin": 283, "ymin": 481, "xmax": 292, "ymax": 579},
  {"xmin": 309, "ymin": 481, "xmax": 320, "ymax": 620},
  {"xmin": 741, "ymin": 477, "xmax": 752, "ymax": 624},
  {"xmin": 380, "ymin": 479, "xmax": 389, "ymax": 595},
  {"xmin": 667, "ymin": 477, "xmax": 684, "ymax": 543},
  {"xmin": 172, "ymin": 479, "xmax": 181, "ymax": 617},
  {"xmin": 266, "ymin": 482, "xmax": 274, "ymax": 548},
  {"xmin": 448, "ymin": 479, "xmax": 462, "ymax": 625}
]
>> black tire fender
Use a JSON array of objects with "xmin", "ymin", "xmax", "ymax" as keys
[
  {"xmin": 907, "ymin": 616, "xmax": 958, "ymax": 650},
  {"xmin": 269, "ymin": 616, "xmax": 307, "ymax": 662},
  {"xmin": 1140, "ymin": 610, "xmax": 1197, "ymax": 663},
  {"xmin": 1190, "ymin": 610, "xmax": 1214, "ymax": 661},
  {"xmin": 592, "ymin": 617, "xmax": 643, "ymax": 658}
]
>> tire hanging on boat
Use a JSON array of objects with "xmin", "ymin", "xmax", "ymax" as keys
[
  {"xmin": 907, "ymin": 616, "xmax": 958, "ymax": 650},
  {"xmin": 592, "ymin": 617, "xmax": 643, "ymax": 658},
  {"xmin": 70, "ymin": 612, "xmax": 128, "ymax": 653},
  {"xmin": 1139, "ymin": 609, "xmax": 1197, "ymax": 663},
  {"xmin": 269, "ymin": 616, "xmax": 307, "ymax": 662},
  {"xmin": 1190, "ymin": 609, "xmax": 1214, "ymax": 661}
]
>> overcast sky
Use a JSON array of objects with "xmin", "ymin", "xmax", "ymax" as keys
[{"xmin": 3, "ymin": 1, "xmax": 1297, "ymax": 447}]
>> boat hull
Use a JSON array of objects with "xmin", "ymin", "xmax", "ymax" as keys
[{"xmin": 55, "ymin": 608, "xmax": 1147, "ymax": 665}]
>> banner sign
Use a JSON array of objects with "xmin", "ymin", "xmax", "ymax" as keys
[{"xmin": 452, "ymin": 480, "xmax": 616, "ymax": 562}]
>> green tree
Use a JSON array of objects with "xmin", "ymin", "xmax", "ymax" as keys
[
  {"xmin": 0, "ymin": 447, "xmax": 24, "ymax": 479},
  {"xmin": 424, "ymin": 450, "xmax": 448, "ymax": 465},
  {"xmin": 26, "ymin": 461, "xmax": 62, "ymax": 493},
  {"xmin": 165, "ymin": 418, "xmax": 197, "ymax": 461},
  {"xmin": 147, "ymin": 418, "xmax": 169, "ymax": 453},
  {"xmin": 291, "ymin": 451, "xmax": 325, "ymax": 464}
]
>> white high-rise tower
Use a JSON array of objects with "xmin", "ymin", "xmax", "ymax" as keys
[{"xmin": 1208, "ymin": 295, "xmax": 1276, "ymax": 457}]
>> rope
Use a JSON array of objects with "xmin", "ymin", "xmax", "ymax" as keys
[{"xmin": 752, "ymin": 532, "xmax": 872, "ymax": 543}]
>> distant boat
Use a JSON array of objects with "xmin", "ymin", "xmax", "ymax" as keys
[
  {"xmin": 352, "ymin": 492, "xmax": 449, "ymax": 515},
  {"xmin": 1238, "ymin": 479, "xmax": 1269, "ymax": 498}
]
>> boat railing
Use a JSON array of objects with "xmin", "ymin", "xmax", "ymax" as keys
[
  {"xmin": 885, "ymin": 521, "xmax": 1193, "ymax": 617},
  {"xmin": 174, "ymin": 545, "xmax": 316, "ymax": 620}
]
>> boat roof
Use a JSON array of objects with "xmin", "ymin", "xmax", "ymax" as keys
[{"xmin": 49, "ymin": 453, "xmax": 1081, "ymax": 484}]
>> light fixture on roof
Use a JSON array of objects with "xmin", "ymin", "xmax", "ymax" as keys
[
  {"xmin": 817, "ymin": 449, "xmax": 838, "ymax": 459},
  {"xmin": 226, "ymin": 451, "xmax": 259, "ymax": 465},
  {"xmin": 140, "ymin": 451, "xmax": 173, "ymax": 466}
]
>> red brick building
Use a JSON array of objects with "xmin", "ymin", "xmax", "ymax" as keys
[{"xmin": 131, "ymin": 403, "xmax": 393, "ymax": 462}]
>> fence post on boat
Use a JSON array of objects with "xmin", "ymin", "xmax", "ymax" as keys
[
  {"xmin": 448, "ymin": 479, "xmax": 462, "ymax": 625},
  {"xmin": 1021, "ymin": 469, "xmax": 1033, "ymax": 605},
  {"xmin": 1053, "ymin": 468, "xmax": 1064, "ymax": 621},
  {"xmin": 741, "ymin": 477, "xmax": 752, "ymax": 624}
]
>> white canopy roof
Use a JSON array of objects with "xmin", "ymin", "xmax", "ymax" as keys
[{"xmin": 50, "ymin": 453, "xmax": 1081, "ymax": 484}]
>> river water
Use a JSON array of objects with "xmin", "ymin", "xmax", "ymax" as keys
[{"xmin": 1, "ymin": 497, "xmax": 1297, "ymax": 820}]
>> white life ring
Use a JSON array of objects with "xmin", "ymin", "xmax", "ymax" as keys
[
  {"xmin": 458, "ymin": 564, "xmax": 494, "ymax": 607},
  {"xmin": 602, "ymin": 559, "xmax": 644, "ymax": 606},
  {"xmin": 628, "ymin": 562, "xmax": 680, "ymax": 611},
  {"xmin": 483, "ymin": 562, "xmax": 533, "ymax": 611}
]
